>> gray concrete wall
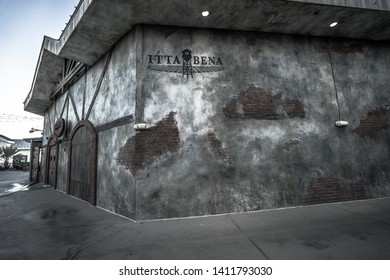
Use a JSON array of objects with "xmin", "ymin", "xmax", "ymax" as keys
[
  {"xmin": 124, "ymin": 25, "xmax": 390, "ymax": 220},
  {"xmin": 43, "ymin": 24, "xmax": 390, "ymax": 220},
  {"xmin": 91, "ymin": 28, "xmax": 137, "ymax": 219},
  {"xmin": 87, "ymin": 29, "xmax": 137, "ymax": 126},
  {"xmin": 97, "ymin": 125, "xmax": 136, "ymax": 218},
  {"xmin": 41, "ymin": 27, "xmax": 138, "ymax": 219}
]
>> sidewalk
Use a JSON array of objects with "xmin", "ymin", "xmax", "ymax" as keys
[{"xmin": 0, "ymin": 183, "xmax": 389, "ymax": 260}]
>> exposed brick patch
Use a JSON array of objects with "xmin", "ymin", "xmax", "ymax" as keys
[
  {"xmin": 303, "ymin": 177, "xmax": 371, "ymax": 205},
  {"xmin": 117, "ymin": 112, "xmax": 180, "ymax": 175},
  {"xmin": 283, "ymin": 98, "xmax": 305, "ymax": 118},
  {"xmin": 303, "ymin": 177, "xmax": 348, "ymax": 205},
  {"xmin": 207, "ymin": 131, "xmax": 232, "ymax": 165},
  {"xmin": 281, "ymin": 138, "xmax": 301, "ymax": 151},
  {"xmin": 353, "ymin": 105, "xmax": 390, "ymax": 137},
  {"xmin": 223, "ymin": 86, "xmax": 305, "ymax": 120},
  {"xmin": 350, "ymin": 184, "xmax": 371, "ymax": 200}
]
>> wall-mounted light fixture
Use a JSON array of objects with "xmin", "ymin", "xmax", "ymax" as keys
[
  {"xmin": 134, "ymin": 123, "xmax": 151, "ymax": 131},
  {"xmin": 335, "ymin": 120, "xmax": 349, "ymax": 127},
  {"xmin": 29, "ymin": 128, "xmax": 43, "ymax": 133}
]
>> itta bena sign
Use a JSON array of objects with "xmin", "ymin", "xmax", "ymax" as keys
[{"xmin": 147, "ymin": 49, "xmax": 224, "ymax": 79}]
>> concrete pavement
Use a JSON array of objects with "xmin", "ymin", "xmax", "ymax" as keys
[{"xmin": 0, "ymin": 184, "xmax": 389, "ymax": 260}]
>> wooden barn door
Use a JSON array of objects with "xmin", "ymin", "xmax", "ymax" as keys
[
  {"xmin": 48, "ymin": 146, "xmax": 57, "ymax": 186},
  {"xmin": 68, "ymin": 121, "xmax": 97, "ymax": 205},
  {"xmin": 46, "ymin": 136, "xmax": 58, "ymax": 188}
]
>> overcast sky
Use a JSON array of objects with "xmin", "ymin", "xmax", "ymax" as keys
[{"xmin": 0, "ymin": 0, "xmax": 79, "ymax": 139}]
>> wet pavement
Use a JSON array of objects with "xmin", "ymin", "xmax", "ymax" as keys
[
  {"xmin": 0, "ymin": 183, "xmax": 390, "ymax": 260},
  {"xmin": 0, "ymin": 171, "xmax": 30, "ymax": 196}
]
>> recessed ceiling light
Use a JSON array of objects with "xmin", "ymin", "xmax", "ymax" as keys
[
  {"xmin": 329, "ymin": 21, "xmax": 338, "ymax": 27},
  {"xmin": 202, "ymin": 11, "xmax": 210, "ymax": 17}
]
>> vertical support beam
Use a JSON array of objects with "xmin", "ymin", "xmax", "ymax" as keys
[
  {"xmin": 65, "ymin": 92, "xmax": 70, "ymax": 138},
  {"xmin": 54, "ymin": 96, "xmax": 57, "ymax": 122},
  {"xmin": 60, "ymin": 94, "xmax": 69, "ymax": 119},
  {"xmin": 86, "ymin": 49, "xmax": 113, "ymax": 120},
  {"xmin": 29, "ymin": 140, "xmax": 34, "ymax": 182},
  {"xmin": 82, "ymin": 71, "xmax": 87, "ymax": 120},
  {"xmin": 69, "ymin": 91, "xmax": 81, "ymax": 122},
  {"xmin": 135, "ymin": 25, "xmax": 145, "ymax": 123},
  {"xmin": 46, "ymin": 110, "xmax": 53, "ymax": 135}
]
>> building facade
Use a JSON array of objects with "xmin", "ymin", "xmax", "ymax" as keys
[{"xmin": 24, "ymin": 0, "xmax": 390, "ymax": 220}]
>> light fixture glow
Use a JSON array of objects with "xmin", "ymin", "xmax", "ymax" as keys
[
  {"xmin": 335, "ymin": 120, "xmax": 349, "ymax": 127},
  {"xmin": 134, "ymin": 123, "xmax": 151, "ymax": 130},
  {"xmin": 329, "ymin": 21, "xmax": 338, "ymax": 27},
  {"xmin": 202, "ymin": 11, "xmax": 209, "ymax": 17}
]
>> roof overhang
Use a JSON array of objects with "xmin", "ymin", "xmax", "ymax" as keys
[
  {"xmin": 24, "ymin": 0, "xmax": 390, "ymax": 115},
  {"xmin": 24, "ymin": 37, "xmax": 64, "ymax": 116}
]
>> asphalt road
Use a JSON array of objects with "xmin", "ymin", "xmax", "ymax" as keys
[{"xmin": 0, "ymin": 171, "xmax": 30, "ymax": 196}]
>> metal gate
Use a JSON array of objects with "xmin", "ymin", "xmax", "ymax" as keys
[{"xmin": 68, "ymin": 120, "xmax": 97, "ymax": 205}]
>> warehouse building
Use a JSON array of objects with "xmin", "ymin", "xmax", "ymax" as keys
[{"xmin": 24, "ymin": 0, "xmax": 390, "ymax": 220}]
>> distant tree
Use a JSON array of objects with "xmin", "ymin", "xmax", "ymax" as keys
[{"xmin": 0, "ymin": 146, "xmax": 20, "ymax": 169}]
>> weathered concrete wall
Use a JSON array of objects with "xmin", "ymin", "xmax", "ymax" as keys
[
  {"xmin": 43, "ymin": 24, "xmax": 390, "ymax": 221},
  {"xmin": 115, "ymin": 25, "xmax": 390, "ymax": 220},
  {"xmin": 90, "ymin": 28, "xmax": 137, "ymax": 219},
  {"xmin": 87, "ymin": 28, "xmax": 137, "ymax": 126},
  {"xmin": 97, "ymin": 125, "xmax": 136, "ymax": 218},
  {"xmin": 41, "ymin": 27, "xmax": 137, "ymax": 218}
]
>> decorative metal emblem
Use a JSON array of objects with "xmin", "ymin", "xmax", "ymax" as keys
[
  {"xmin": 54, "ymin": 118, "xmax": 65, "ymax": 137},
  {"xmin": 148, "ymin": 49, "xmax": 224, "ymax": 79}
]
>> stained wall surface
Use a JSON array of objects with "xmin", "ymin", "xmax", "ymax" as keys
[
  {"xmin": 129, "ymin": 25, "xmax": 390, "ymax": 219},
  {"xmin": 43, "ymin": 24, "xmax": 390, "ymax": 220},
  {"xmin": 41, "ymin": 28, "xmax": 137, "ymax": 219}
]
